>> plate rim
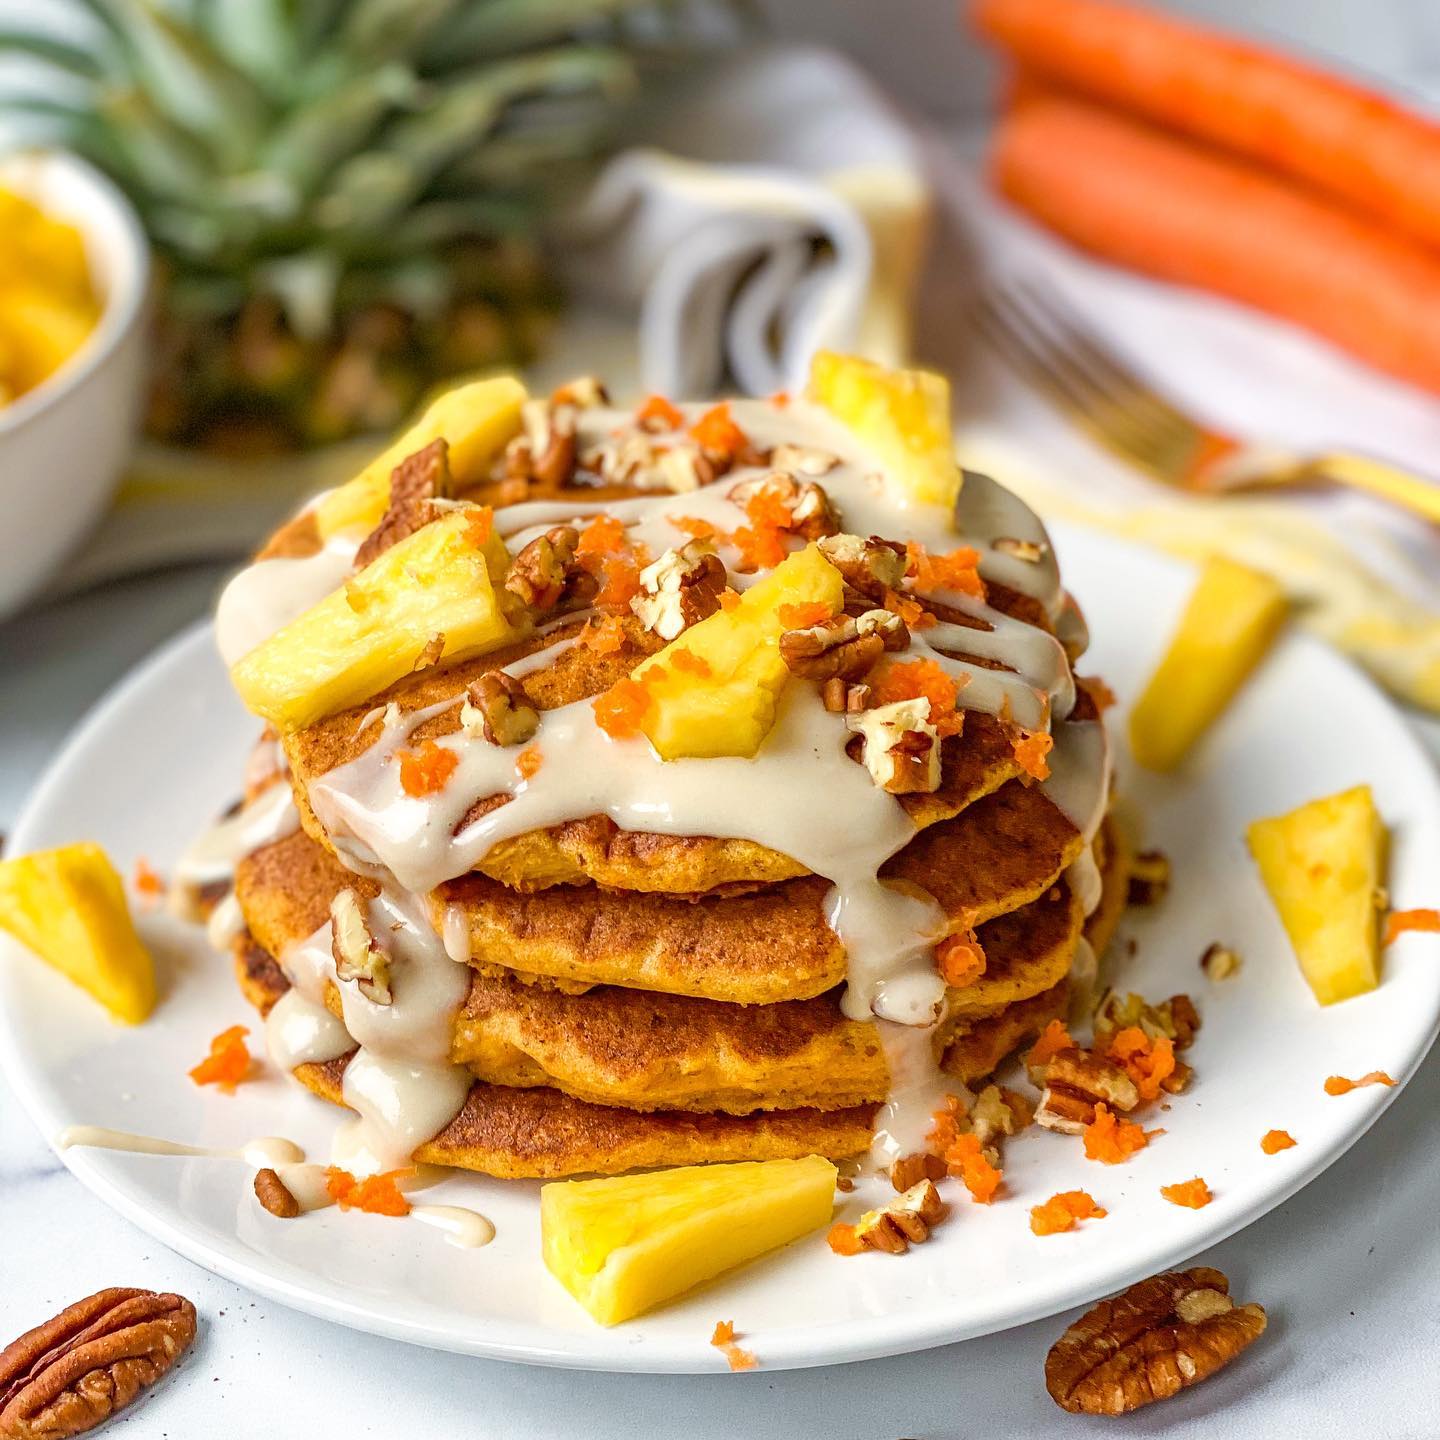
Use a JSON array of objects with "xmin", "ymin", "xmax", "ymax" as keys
[{"xmin": 4, "ymin": 525, "xmax": 1439, "ymax": 1372}]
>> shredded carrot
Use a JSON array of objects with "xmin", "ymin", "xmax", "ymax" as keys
[
  {"xmin": 1160, "ymin": 1177, "xmax": 1212, "ymax": 1209},
  {"xmin": 826, "ymin": 1222, "xmax": 865, "ymax": 1256},
  {"xmin": 325, "ymin": 1166, "xmax": 413, "ymax": 1216},
  {"xmin": 591, "ymin": 554, "xmax": 643, "ymax": 613},
  {"xmin": 399, "ymin": 738, "xmax": 459, "ymax": 797},
  {"xmin": 1011, "ymin": 728, "xmax": 1053, "ymax": 781},
  {"xmin": 188, "ymin": 1025, "xmax": 252, "ymax": 1093},
  {"xmin": 731, "ymin": 521, "xmax": 790, "ymax": 572},
  {"xmin": 579, "ymin": 615, "xmax": 628, "ymax": 654},
  {"xmin": 927, "ymin": 1093, "xmax": 966, "ymax": 1154},
  {"xmin": 1261, "ymin": 1129, "xmax": 1297, "ymax": 1154},
  {"xmin": 1026, "ymin": 1018, "xmax": 1073, "ymax": 1072},
  {"xmin": 936, "ymin": 929, "xmax": 987, "ymax": 988},
  {"xmin": 718, "ymin": 589, "xmax": 741, "ymax": 612},
  {"xmin": 869, "ymin": 658, "xmax": 966, "ymax": 736},
  {"xmin": 905, "ymin": 541, "xmax": 986, "ymax": 599},
  {"xmin": 1078, "ymin": 674, "xmax": 1118, "ymax": 711},
  {"xmin": 1029, "ymin": 1189, "xmax": 1106, "ymax": 1236},
  {"xmin": 690, "ymin": 401, "xmax": 748, "ymax": 457},
  {"xmin": 668, "ymin": 648, "xmax": 713, "ymax": 678},
  {"xmin": 670, "ymin": 514, "xmax": 722, "ymax": 541},
  {"xmin": 881, "ymin": 586, "xmax": 935, "ymax": 631},
  {"xmin": 1106, "ymin": 1026, "xmax": 1177, "ymax": 1102},
  {"xmin": 768, "ymin": 390, "xmax": 791, "ymax": 408},
  {"xmin": 945, "ymin": 1132, "xmax": 1003, "ymax": 1204},
  {"xmin": 132, "ymin": 857, "xmax": 166, "ymax": 904},
  {"xmin": 576, "ymin": 514, "xmax": 628, "ymax": 557},
  {"xmin": 1324, "ymin": 1071, "xmax": 1395, "ymax": 1095},
  {"xmin": 1384, "ymin": 908, "xmax": 1440, "ymax": 945},
  {"xmin": 709, "ymin": 1320, "xmax": 757, "ymax": 1371},
  {"xmin": 778, "ymin": 601, "xmax": 833, "ymax": 629},
  {"xmin": 1082, "ymin": 1103, "xmax": 1152, "ymax": 1164},
  {"xmin": 635, "ymin": 394, "xmax": 683, "ymax": 430},
  {"xmin": 515, "ymin": 745, "xmax": 543, "ymax": 780},
  {"xmin": 465, "ymin": 507, "xmax": 494, "ymax": 548},
  {"xmin": 592, "ymin": 677, "xmax": 653, "ymax": 739}
]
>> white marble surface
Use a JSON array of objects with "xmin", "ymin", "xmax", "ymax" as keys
[{"xmin": 2, "ymin": 564, "xmax": 1440, "ymax": 1437}]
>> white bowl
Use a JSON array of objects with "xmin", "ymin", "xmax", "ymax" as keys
[{"xmin": 0, "ymin": 150, "xmax": 150, "ymax": 619}]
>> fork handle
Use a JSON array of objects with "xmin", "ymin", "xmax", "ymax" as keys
[{"xmin": 1309, "ymin": 451, "xmax": 1440, "ymax": 526}]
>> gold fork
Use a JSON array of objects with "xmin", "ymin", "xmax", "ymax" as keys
[{"xmin": 970, "ymin": 275, "xmax": 1440, "ymax": 527}]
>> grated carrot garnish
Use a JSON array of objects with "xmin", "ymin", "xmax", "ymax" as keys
[
  {"xmin": 731, "ymin": 521, "xmax": 789, "ymax": 572},
  {"xmin": 325, "ymin": 1166, "xmax": 413, "ymax": 1216},
  {"xmin": 1078, "ymin": 675, "xmax": 1118, "ymax": 712},
  {"xmin": 465, "ymin": 507, "xmax": 494, "ymax": 548},
  {"xmin": 718, "ymin": 589, "xmax": 741, "ymax": 612},
  {"xmin": 398, "ymin": 738, "xmax": 459, "ymax": 797},
  {"xmin": 635, "ymin": 394, "xmax": 683, "ymax": 431},
  {"xmin": 592, "ymin": 677, "xmax": 653, "ymax": 739},
  {"xmin": 905, "ymin": 541, "xmax": 985, "ymax": 599},
  {"xmin": 1026, "ymin": 1018, "xmax": 1073, "ymax": 1072},
  {"xmin": 768, "ymin": 390, "xmax": 790, "ymax": 408},
  {"xmin": 1324, "ymin": 1071, "xmax": 1395, "ymax": 1095},
  {"xmin": 690, "ymin": 401, "xmax": 748, "ymax": 457},
  {"xmin": 777, "ymin": 601, "xmax": 833, "ymax": 630},
  {"xmin": 515, "ymin": 745, "xmax": 543, "ymax": 780},
  {"xmin": 1160, "ymin": 1177, "xmax": 1212, "ymax": 1209},
  {"xmin": 882, "ymin": 587, "xmax": 935, "ymax": 631},
  {"xmin": 668, "ymin": 648, "xmax": 712, "ymax": 678},
  {"xmin": 590, "ymin": 554, "xmax": 642, "ymax": 613},
  {"xmin": 1106, "ymin": 1027, "xmax": 1177, "ymax": 1103},
  {"xmin": 826, "ymin": 1222, "xmax": 865, "ymax": 1256},
  {"xmin": 709, "ymin": 1320, "xmax": 757, "ymax": 1371},
  {"xmin": 869, "ymin": 658, "xmax": 965, "ymax": 736},
  {"xmin": 1011, "ymin": 728, "xmax": 1053, "ymax": 782},
  {"xmin": 188, "ymin": 1025, "xmax": 253, "ymax": 1093},
  {"xmin": 575, "ymin": 514, "xmax": 629, "ymax": 557},
  {"xmin": 1260, "ymin": 1129, "xmax": 1296, "ymax": 1154},
  {"xmin": 579, "ymin": 615, "xmax": 628, "ymax": 654},
  {"xmin": 1029, "ymin": 1190, "xmax": 1106, "ymax": 1236},
  {"xmin": 670, "ymin": 514, "xmax": 722, "ymax": 541},
  {"xmin": 132, "ymin": 857, "xmax": 166, "ymax": 905},
  {"xmin": 935, "ymin": 929, "xmax": 986, "ymax": 988},
  {"xmin": 944, "ymin": 1132, "xmax": 1002, "ymax": 1204},
  {"xmin": 1383, "ymin": 908, "xmax": 1440, "ymax": 945},
  {"xmin": 1082, "ymin": 1103, "xmax": 1153, "ymax": 1164},
  {"xmin": 927, "ymin": 1093, "xmax": 965, "ymax": 1154}
]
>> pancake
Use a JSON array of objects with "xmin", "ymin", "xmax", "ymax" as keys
[
  {"xmin": 234, "ymin": 930, "xmax": 873, "ymax": 1176},
  {"xmin": 435, "ymin": 777, "xmax": 1085, "ymax": 1003},
  {"xmin": 236, "ymin": 830, "xmax": 1085, "ymax": 1114},
  {"xmin": 280, "ymin": 606, "xmax": 1082, "ymax": 896}
]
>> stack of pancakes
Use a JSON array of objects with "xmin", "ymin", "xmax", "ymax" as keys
[{"xmin": 227, "ymin": 578, "xmax": 1129, "ymax": 1179}]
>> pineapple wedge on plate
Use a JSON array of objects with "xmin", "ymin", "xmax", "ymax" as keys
[
  {"xmin": 541, "ymin": 1156, "xmax": 837, "ymax": 1326},
  {"xmin": 231, "ymin": 509, "xmax": 515, "ymax": 731},
  {"xmin": 634, "ymin": 545, "xmax": 843, "ymax": 759},
  {"xmin": 1247, "ymin": 785, "xmax": 1386, "ymax": 1006}
]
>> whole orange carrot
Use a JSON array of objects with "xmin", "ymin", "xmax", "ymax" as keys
[
  {"xmin": 974, "ymin": 0, "xmax": 1440, "ymax": 253},
  {"xmin": 992, "ymin": 96, "xmax": 1440, "ymax": 396}
]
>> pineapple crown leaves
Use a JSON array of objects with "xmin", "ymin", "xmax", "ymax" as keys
[{"xmin": 0, "ymin": 0, "xmax": 713, "ymax": 325}]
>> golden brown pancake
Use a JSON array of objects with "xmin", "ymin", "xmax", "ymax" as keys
[{"xmin": 942, "ymin": 981, "xmax": 1069, "ymax": 1084}]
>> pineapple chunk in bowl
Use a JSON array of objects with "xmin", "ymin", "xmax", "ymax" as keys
[{"xmin": 0, "ymin": 150, "xmax": 150, "ymax": 619}]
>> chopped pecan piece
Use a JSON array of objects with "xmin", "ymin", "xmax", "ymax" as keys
[
  {"xmin": 1036, "ymin": 1047, "xmax": 1140, "ymax": 1133},
  {"xmin": 833, "ymin": 1180, "xmax": 947, "ymax": 1255},
  {"xmin": 0, "ymin": 1288, "xmax": 197, "ymax": 1440},
  {"xmin": 354, "ymin": 438, "xmax": 452, "ymax": 567},
  {"xmin": 817, "ymin": 532, "xmax": 907, "ymax": 602},
  {"xmin": 630, "ymin": 540, "xmax": 726, "ymax": 640},
  {"xmin": 969, "ymin": 1083, "xmax": 1035, "ymax": 1150},
  {"xmin": 1046, "ymin": 1267, "xmax": 1266, "ymax": 1414},
  {"xmin": 779, "ymin": 608, "xmax": 907, "ymax": 683},
  {"xmin": 727, "ymin": 470, "xmax": 839, "ymax": 541},
  {"xmin": 993, "ymin": 535, "xmax": 1049, "ymax": 563},
  {"xmin": 821, "ymin": 677, "xmax": 871, "ymax": 714},
  {"xmin": 460, "ymin": 671, "xmax": 540, "ymax": 747},
  {"xmin": 769, "ymin": 442, "xmax": 840, "ymax": 476},
  {"xmin": 504, "ymin": 525, "xmax": 593, "ymax": 614},
  {"xmin": 1200, "ymin": 942, "xmax": 1242, "ymax": 981},
  {"xmin": 254, "ymin": 1168, "xmax": 300, "ymax": 1218},
  {"xmin": 1093, "ymin": 990, "xmax": 1200, "ymax": 1052},
  {"xmin": 846, "ymin": 697, "xmax": 940, "ymax": 794},
  {"xmin": 889, "ymin": 1152, "xmax": 947, "ymax": 1193},
  {"xmin": 330, "ymin": 888, "xmax": 392, "ymax": 1005},
  {"xmin": 550, "ymin": 376, "xmax": 608, "ymax": 408},
  {"xmin": 1128, "ymin": 848, "xmax": 1171, "ymax": 906}
]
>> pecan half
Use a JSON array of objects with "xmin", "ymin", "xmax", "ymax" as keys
[
  {"xmin": 330, "ymin": 888, "xmax": 392, "ymax": 1005},
  {"xmin": 254, "ymin": 1168, "xmax": 300, "ymax": 1218},
  {"xmin": 460, "ymin": 671, "xmax": 539, "ymax": 747},
  {"xmin": 1046, "ymin": 1267, "xmax": 1266, "ymax": 1414},
  {"xmin": 1036, "ymin": 1047, "xmax": 1139, "ymax": 1133},
  {"xmin": 0, "ymin": 1288, "xmax": 197, "ymax": 1440},
  {"xmin": 504, "ymin": 525, "xmax": 593, "ymax": 614},
  {"xmin": 354, "ymin": 438, "xmax": 452, "ymax": 567},
  {"xmin": 631, "ymin": 541, "xmax": 726, "ymax": 640},
  {"xmin": 817, "ymin": 532, "xmax": 907, "ymax": 602},
  {"xmin": 780, "ymin": 609, "xmax": 908, "ymax": 683}
]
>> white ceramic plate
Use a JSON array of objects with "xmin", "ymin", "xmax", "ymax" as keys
[{"xmin": 4, "ymin": 523, "xmax": 1439, "ymax": 1373}]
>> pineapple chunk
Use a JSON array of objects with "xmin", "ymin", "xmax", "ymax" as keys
[
  {"xmin": 312, "ymin": 376, "xmax": 527, "ymax": 539},
  {"xmin": 635, "ymin": 545, "xmax": 843, "ymax": 759},
  {"xmin": 0, "ymin": 844, "xmax": 155, "ymax": 1023},
  {"xmin": 807, "ymin": 351, "xmax": 960, "ymax": 510},
  {"xmin": 1247, "ymin": 785, "xmax": 1385, "ymax": 1006},
  {"xmin": 1129, "ymin": 557, "xmax": 1287, "ymax": 772},
  {"xmin": 231, "ymin": 510, "xmax": 515, "ymax": 730},
  {"xmin": 541, "ymin": 1156, "xmax": 837, "ymax": 1326}
]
